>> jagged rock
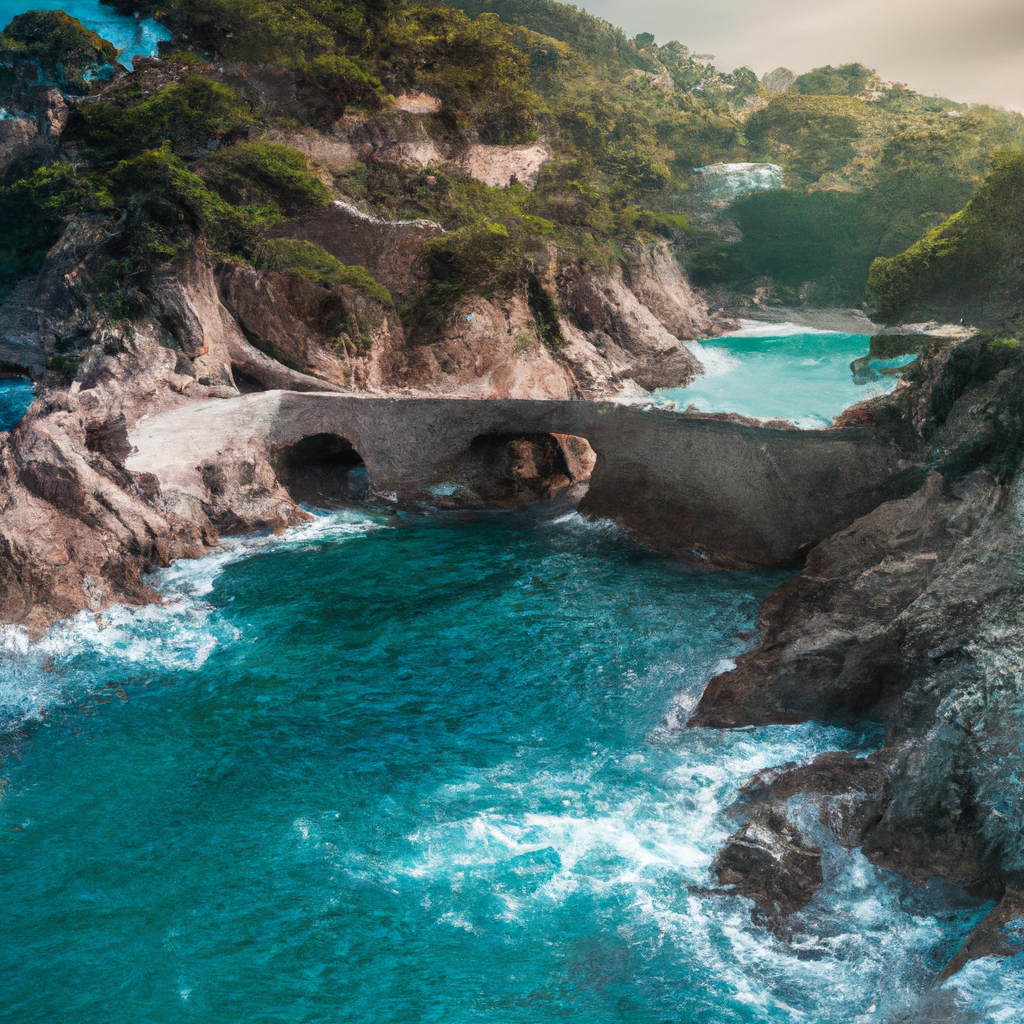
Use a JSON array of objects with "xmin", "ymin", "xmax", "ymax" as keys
[
  {"xmin": 758, "ymin": 754, "xmax": 890, "ymax": 847},
  {"xmin": 397, "ymin": 291, "xmax": 572, "ymax": 399},
  {"xmin": 215, "ymin": 261, "xmax": 403, "ymax": 390},
  {"xmin": 556, "ymin": 257, "xmax": 704, "ymax": 394},
  {"xmin": 0, "ymin": 88, "xmax": 69, "ymax": 179},
  {"xmin": 622, "ymin": 241, "xmax": 715, "ymax": 341},
  {"xmin": 690, "ymin": 470, "xmax": 1000, "ymax": 729},
  {"xmin": 714, "ymin": 811, "xmax": 823, "ymax": 917},
  {"xmin": 693, "ymin": 339, "xmax": 1024, "ymax": 939}
]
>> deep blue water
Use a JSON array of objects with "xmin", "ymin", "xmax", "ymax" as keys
[
  {"xmin": 0, "ymin": 0, "xmax": 168, "ymax": 66},
  {"xmin": 1, "ymin": 508, "xmax": 1016, "ymax": 1023},
  {"xmin": 0, "ymin": 376, "xmax": 34, "ymax": 431}
]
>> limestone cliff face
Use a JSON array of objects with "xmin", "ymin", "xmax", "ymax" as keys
[
  {"xmin": 270, "ymin": 201, "xmax": 446, "ymax": 300},
  {"xmin": 215, "ymin": 262, "xmax": 406, "ymax": 391},
  {"xmin": 396, "ymin": 290, "xmax": 572, "ymax": 399},
  {"xmin": 275, "ymin": 115, "xmax": 551, "ymax": 189},
  {"xmin": 554, "ymin": 248, "xmax": 707, "ymax": 396},
  {"xmin": 0, "ymin": 319, "xmax": 305, "ymax": 637}
]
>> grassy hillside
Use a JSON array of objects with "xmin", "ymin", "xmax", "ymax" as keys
[
  {"xmin": 692, "ymin": 89, "xmax": 1024, "ymax": 304},
  {"xmin": 868, "ymin": 154, "xmax": 1024, "ymax": 330},
  {"xmin": 0, "ymin": 0, "xmax": 757, "ymax": 315}
]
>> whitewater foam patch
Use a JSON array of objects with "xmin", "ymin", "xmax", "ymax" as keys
[
  {"xmin": 683, "ymin": 341, "xmax": 742, "ymax": 376},
  {"xmin": 723, "ymin": 319, "xmax": 847, "ymax": 338},
  {"xmin": 153, "ymin": 508, "xmax": 386, "ymax": 600}
]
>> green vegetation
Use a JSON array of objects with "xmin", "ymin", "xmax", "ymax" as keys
[
  {"xmin": 0, "ymin": 10, "xmax": 120, "ymax": 84},
  {"xmin": 255, "ymin": 239, "xmax": 392, "ymax": 305},
  {"xmin": 198, "ymin": 141, "xmax": 330, "ymax": 217},
  {"xmin": 66, "ymin": 74, "xmax": 252, "ymax": 161},
  {"xmin": 868, "ymin": 154, "xmax": 1024, "ymax": 327},
  {"xmin": 793, "ymin": 63, "xmax": 875, "ymax": 97},
  {"xmin": 696, "ymin": 90, "xmax": 1023, "ymax": 303},
  {"xmin": 1, "ymin": 0, "xmax": 1021, "ymax": 340}
]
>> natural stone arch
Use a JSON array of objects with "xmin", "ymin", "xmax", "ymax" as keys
[
  {"xmin": 273, "ymin": 432, "xmax": 369, "ymax": 506},
  {"xmin": 453, "ymin": 431, "xmax": 596, "ymax": 508}
]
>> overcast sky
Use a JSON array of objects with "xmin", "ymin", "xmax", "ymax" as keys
[{"xmin": 582, "ymin": 0, "xmax": 1024, "ymax": 111}]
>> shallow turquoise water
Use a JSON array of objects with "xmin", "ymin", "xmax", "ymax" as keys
[
  {"xmin": 0, "ymin": 376, "xmax": 33, "ymax": 431},
  {"xmin": 654, "ymin": 325, "xmax": 916, "ymax": 428},
  {"xmin": 0, "ymin": 508, "xmax": 1006, "ymax": 1022},
  {"xmin": 0, "ymin": 0, "xmax": 168, "ymax": 66}
]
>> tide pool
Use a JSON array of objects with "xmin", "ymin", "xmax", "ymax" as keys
[
  {"xmin": 0, "ymin": 508, "xmax": 999, "ymax": 1022},
  {"xmin": 650, "ymin": 324, "xmax": 916, "ymax": 429},
  {"xmin": 0, "ymin": 0, "xmax": 168, "ymax": 65},
  {"xmin": 0, "ymin": 376, "xmax": 33, "ymax": 431}
]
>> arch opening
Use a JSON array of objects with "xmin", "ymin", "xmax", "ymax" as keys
[
  {"xmin": 455, "ymin": 432, "xmax": 596, "ymax": 508},
  {"xmin": 274, "ymin": 433, "xmax": 370, "ymax": 506}
]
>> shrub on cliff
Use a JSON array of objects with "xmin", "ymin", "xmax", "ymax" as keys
[
  {"xmin": 68, "ymin": 75, "xmax": 252, "ymax": 162},
  {"xmin": 198, "ymin": 141, "xmax": 331, "ymax": 219},
  {"xmin": 0, "ymin": 162, "xmax": 86, "ymax": 298},
  {"xmin": 255, "ymin": 239, "xmax": 392, "ymax": 305},
  {"xmin": 867, "ymin": 154, "xmax": 1024, "ymax": 327},
  {"xmin": 793, "ymin": 63, "xmax": 875, "ymax": 97},
  {"xmin": 745, "ymin": 96, "xmax": 863, "ymax": 182}
]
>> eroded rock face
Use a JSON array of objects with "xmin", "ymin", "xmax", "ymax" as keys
[
  {"xmin": 396, "ymin": 291, "xmax": 573, "ymax": 400},
  {"xmin": 714, "ymin": 812, "xmax": 824, "ymax": 918},
  {"xmin": 691, "ymin": 339, "xmax": 1024, "ymax": 963},
  {"xmin": 690, "ymin": 471, "xmax": 1002, "ymax": 729},
  {"xmin": 216, "ymin": 262, "xmax": 404, "ymax": 391},
  {"xmin": 271, "ymin": 201, "xmax": 445, "ymax": 299},
  {"xmin": 555, "ymin": 254, "xmax": 705, "ymax": 396},
  {"xmin": 0, "ymin": 320, "xmax": 306, "ymax": 637},
  {"xmin": 0, "ymin": 88, "xmax": 68, "ymax": 180},
  {"xmin": 454, "ymin": 432, "xmax": 585, "ymax": 507},
  {"xmin": 277, "ymin": 128, "xmax": 550, "ymax": 189}
]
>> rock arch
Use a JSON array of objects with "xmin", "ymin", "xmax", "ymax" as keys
[
  {"xmin": 273, "ymin": 432, "xmax": 370, "ymax": 506},
  {"xmin": 452, "ymin": 431, "xmax": 596, "ymax": 507}
]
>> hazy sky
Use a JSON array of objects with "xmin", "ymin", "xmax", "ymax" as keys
[{"xmin": 582, "ymin": 0, "xmax": 1024, "ymax": 111}]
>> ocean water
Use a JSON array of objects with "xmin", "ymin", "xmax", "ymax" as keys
[
  {"xmin": 0, "ymin": 0, "xmax": 168, "ymax": 65},
  {"xmin": 649, "ymin": 324, "xmax": 917, "ymax": 429},
  {"xmin": 0, "ymin": 507, "xmax": 1009, "ymax": 1023},
  {"xmin": 0, "ymin": 376, "xmax": 34, "ymax": 431}
]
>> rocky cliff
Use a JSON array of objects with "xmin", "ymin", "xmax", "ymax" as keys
[{"xmin": 691, "ymin": 333, "xmax": 1024, "ymax": 970}]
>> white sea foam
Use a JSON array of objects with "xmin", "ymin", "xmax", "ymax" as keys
[
  {"xmin": 723, "ymin": 319, "xmax": 849, "ymax": 338},
  {"xmin": 683, "ymin": 341, "xmax": 742, "ymax": 375}
]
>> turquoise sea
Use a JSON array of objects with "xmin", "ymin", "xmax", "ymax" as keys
[
  {"xmin": 1, "ymin": 506, "xmax": 1021, "ymax": 1022},
  {"xmin": 0, "ymin": 376, "xmax": 34, "ymax": 431},
  {"xmin": 654, "ymin": 324, "xmax": 917, "ymax": 428}
]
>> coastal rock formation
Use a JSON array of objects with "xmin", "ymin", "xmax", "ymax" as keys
[
  {"xmin": 714, "ymin": 812, "xmax": 823, "ymax": 918},
  {"xmin": 556, "ymin": 254, "xmax": 706, "ymax": 395},
  {"xmin": 277, "ymin": 127, "xmax": 550, "ymax": 189},
  {"xmin": 692, "ymin": 336, "xmax": 1024, "ymax": 948},
  {"xmin": 396, "ymin": 291, "xmax": 572, "ymax": 399},
  {"xmin": 0, "ymin": 88, "xmax": 69, "ymax": 180},
  {"xmin": 215, "ymin": 261, "xmax": 405, "ymax": 390}
]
